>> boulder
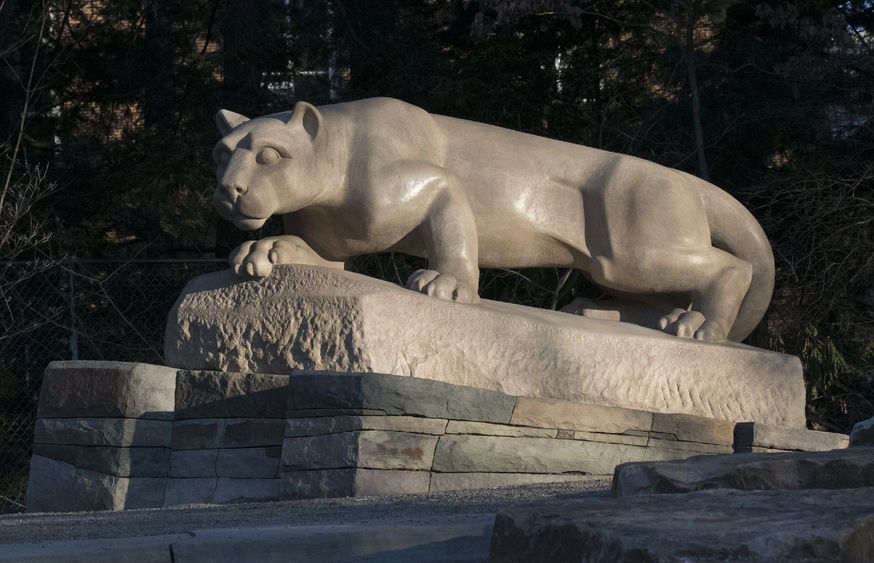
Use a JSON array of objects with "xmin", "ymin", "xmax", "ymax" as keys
[
  {"xmin": 850, "ymin": 416, "xmax": 874, "ymax": 447},
  {"xmin": 165, "ymin": 265, "xmax": 805, "ymax": 426}
]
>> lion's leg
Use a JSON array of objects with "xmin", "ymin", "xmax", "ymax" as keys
[
  {"xmin": 230, "ymin": 235, "xmax": 344, "ymax": 279},
  {"xmin": 587, "ymin": 246, "xmax": 752, "ymax": 342}
]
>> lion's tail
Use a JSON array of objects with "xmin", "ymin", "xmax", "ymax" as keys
[{"xmin": 699, "ymin": 182, "xmax": 775, "ymax": 342}]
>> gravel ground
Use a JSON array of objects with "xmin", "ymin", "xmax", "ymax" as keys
[{"xmin": 0, "ymin": 479, "xmax": 611, "ymax": 545}]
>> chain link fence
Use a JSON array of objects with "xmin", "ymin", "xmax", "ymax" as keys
[{"xmin": 0, "ymin": 259, "xmax": 226, "ymax": 513}]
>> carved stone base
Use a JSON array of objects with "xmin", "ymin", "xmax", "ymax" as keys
[{"xmin": 165, "ymin": 265, "xmax": 804, "ymax": 426}]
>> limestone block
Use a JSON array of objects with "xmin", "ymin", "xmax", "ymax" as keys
[
  {"xmin": 650, "ymin": 412, "xmax": 735, "ymax": 445},
  {"xmin": 33, "ymin": 444, "xmax": 168, "ymax": 477},
  {"xmin": 34, "ymin": 418, "xmax": 171, "ymax": 447},
  {"xmin": 612, "ymin": 447, "xmax": 874, "ymax": 496},
  {"xmin": 172, "ymin": 419, "xmax": 224, "ymax": 450},
  {"xmin": 431, "ymin": 434, "xmax": 645, "ymax": 475},
  {"xmin": 216, "ymin": 447, "xmax": 281, "ymax": 478},
  {"xmin": 509, "ymin": 397, "xmax": 652, "ymax": 434},
  {"xmin": 166, "ymin": 266, "xmax": 804, "ymax": 426},
  {"xmin": 169, "ymin": 449, "xmax": 218, "ymax": 478},
  {"xmin": 849, "ymin": 416, "xmax": 874, "ymax": 447},
  {"xmin": 445, "ymin": 421, "xmax": 557, "ymax": 439},
  {"xmin": 26, "ymin": 456, "xmax": 166, "ymax": 512},
  {"xmin": 287, "ymin": 373, "xmax": 516, "ymax": 423},
  {"xmin": 489, "ymin": 488, "xmax": 874, "ymax": 562},
  {"xmin": 282, "ymin": 430, "xmax": 438, "ymax": 471},
  {"xmin": 214, "ymin": 478, "xmax": 280, "ymax": 504},
  {"xmin": 175, "ymin": 370, "xmax": 288, "ymax": 419},
  {"xmin": 285, "ymin": 415, "xmax": 448, "ymax": 437},
  {"xmin": 281, "ymin": 468, "xmax": 430, "ymax": 499},
  {"xmin": 429, "ymin": 472, "xmax": 601, "ymax": 492},
  {"xmin": 734, "ymin": 421, "xmax": 849, "ymax": 452},
  {"xmin": 164, "ymin": 478, "xmax": 217, "ymax": 506},
  {"xmin": 38, "ymin": 361, "xmax": 176, "ymax": 420},
  {"xmin": 222, "ymin": 419, "xmax": 286, "ymax": 447}
]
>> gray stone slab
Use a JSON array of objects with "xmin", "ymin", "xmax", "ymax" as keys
[
  {"xmin": 281, "ymin": 468, "xmax": 430, "ymax": 499},
  {"xmin": 213, "ymin": 478, "xmax": 281, "ymax": 504},
  {"xmin": 32, "ymin": 444, "xmax": 168, "ymax": 478},
  {"xmin": 1, "ymin": 535, "xmax": 184, "ymax": 563},
  {"xmin": 216, "ymin": 447, "xmax": 281, "ymax": 478},
  {"xmin": 34, "ymin": 418, "xmax": 172, "ymax": 447},
  {"xmin": 25, "ymin": 455, "xmax": 166, "ymax": 512},
  {"xmin": 175, "ymin": 370, "xmax": 288, "ymax": 419},
  {"xmin": 222, "ymin": 418, "xmax": 286, "ymax": 447},
  {"xmin": 612, "ymin": 447, "xmax": 874, "ymax": 496},
  {"xmin": 734, "ymin": 421, "xmax": 849, "ymax": 452},
  {"xmin": 285, "ymin": 415, "xmax": 448, "ymax": 437},
  {"xmin": 164, "ymin": 478, "xmax": 217, "ymax": 506},
  {"xmin": 432, "ymin": 434, "xmax": 646, "ymax": 475},
  {"xmin": 572, "ymin": 431, "xmax": 648, "ymax": 447},
  {"xmin": 851, "ymin": 416, "xmax": 874, "ymax": 447},
  {"xmin": 287, "ymin": 372, "xmax": 517, "ymax": 423},
  {"xmin": 166, "ymin": 266, "xmax": 805, "ymax": 426},
  {"xmin": 37, "ymin": 361, "xmax": 176, "ymax": 420},
  {"xmin": 282, "ymin": 430, "xmax": 438, "ymax": 471},
  {"xmin": 169, "ymin": 449, "xmax": 219, "ymax": 478},
  {"xmin": 646, "ymin": 438, "xmax": 734, "ymax": 454},
  {"xmin": 429, "ymin": 472, "xmax": 604, "ymax": 492},
  {"xmin": 509, "ymin": 397, "xmax": 652, "ymax": 434},
  {"xmin": 287, "ymin": 408, "xmax": 388, "ymax": 418},
  {"xmin": 489, "ymin": 487, "xmax": 874, "ymax": 562},
  {"xmin": 651, "ymin": 412, "xmax": 735, "ymax": 445},
  {"xmin": 172, "ymin": 419, "xmax": 224, "ymax": 450},
  {"xmin": 445, "ymin": 421, "xmax": 557, "ymax": 438}
]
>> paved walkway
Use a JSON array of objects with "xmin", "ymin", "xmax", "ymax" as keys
[{"xmin": 0, "ymin": 479, "xmax": 610, "ymax": 562}]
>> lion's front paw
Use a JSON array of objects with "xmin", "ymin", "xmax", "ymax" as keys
[
  {"xmin": 229, "ymin": 239, "xmax": 281, "ymax": 279},
  {"xmin": 657, "ymin": 309, "xmax": 727, "ymax": 342},
  {"xmin": 405, "ymin": 269, "xmax": 477, "ymax": 303}
]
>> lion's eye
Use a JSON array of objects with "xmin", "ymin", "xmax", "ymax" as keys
[{"xmin": 256, "ymin": 147, "xmax": 282, "ymax": 165}]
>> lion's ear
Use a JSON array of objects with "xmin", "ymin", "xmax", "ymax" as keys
[
  {"xmin": 216, "ymin": 110, "xmax": 249, "ymax": 136},
  {"xmin": 287, "ymin": 101, "xmax": 322, "ymax": 141}
]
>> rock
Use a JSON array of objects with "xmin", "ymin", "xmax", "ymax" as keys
[
  {"xmin": 734, "ymin": 421, "xmax": 849, "ymax": 452},
  {"xmin": 213, "ymin": 478, "xmax": 280, "ymax": 504},
  {"xmin": 38, "ymin": 361, "xmax": 176, "ymax": 420},
  {"xmin": 431, "ymin": 434, "xmax": 645, "ymax": 475},
  {"xmin": 281, "ymin": 468, "xmax": 430, "ymax": 499},
  {"xmin": 285, "ymin": 415, "xmax": 448, "ymax": 437},
  {"xmin": 429, "ymin": 473, "xmax": 600, "ymax": 492},
  {"xmin": 651, "ymin": 412, "xmax": 735, "ymax": 445},
  {"xmin": 164, "ymin": 478, "xmax": 217, "ymax": 506},
  {"xmin": 172, "ymin": 419, "xmax": 224, "ymax": 450},
  {"xmin": 222, "ymin": 419, "xmax": 286, "ymax": 447},
  {"xmin": 33, "ymin": 444, "xmax": 168, "ymax": 478},
  {"xmin": 509, "ymin": 397, "xmax": 652, "ymax": 434},
  {"xmin": 169, "ymin": 449, "xmax": 218, "ymax": 478},
  {"xmin": 287, "ymin": 372, "xmax": 516, "ymax": 424},
  {"xmin": 489, "ymin": 488, "xmax": 874, "ymax": 562},
  {"xmin": 850, "ymin": 416, "xmax": 874, "ymax": 447},
  {"xmin": 216, "ymin": 447, "xmax": 281, "ymax": 478},
  {"xmin": 175, "ymin": 370, "xmax": 288, "ymax": 419},
  {"xmin": 166, "ymin": 266, "xmax": 805, "ymax": 426},
  {"xmin": 282, "ymin": 430, "xmax": 439, "ymax": 471},
  {"xmin": 611, "ymin": 447, "xmax": 874, "ymax": 496},
  {"xmin": 445, "ymin": 421, "xmax": 557, "ymax": 439},
  {"xmin": 34, "ymin": 418, "xmax": 171, "ymax": 448}
]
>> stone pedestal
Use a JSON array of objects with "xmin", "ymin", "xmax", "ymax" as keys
[
  {"xmin": 27, "ymin": 361, "xmax": 847, "ymax": 512},
  {"xmin": 165, "ymin": 266, "xmax": 805, "ymax": 427}
]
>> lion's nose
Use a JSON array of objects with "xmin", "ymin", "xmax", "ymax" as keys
[{"xmin": 219, "ymin": 183, "xmax": 247, "ymax": 200}]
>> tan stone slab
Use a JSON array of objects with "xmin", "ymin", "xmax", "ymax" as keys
[
  {"xmin": 285, "ymin": 415, "xmax": 448, "ymax": 437},
  {"xmin": 573, "ymin": 431, "xmax": 649, "ymax": 447},
  {"xmin": 651, "ymin": 412, "xmax": 735, "ymax": 446},
  {"xmin": 282, "ymin": 430, "xmax": 438, "ymax": 471},
  {"xmin": 734, "ymin": 422, "xmax": 849, "ymax": 452},
  {"xmin": 445, "ymin": 421, "xmax": 557, "ymax": 438},
  {"xmin": 281, "ymin": 468, "xmax": 430, "ymax": 499},
  {"xmin": 429, "ymin": 472, "xmax": 606, "ymax": 492},
  {"xmin": 510, "ymin": 397, "xmax": 652, "ymax": 434},
  {"xmin": 166, "ymin": 266, "xmax": 805, "ymax": 426},
  {"xmin": 34, "ymin": 418, "xmax": 171, "ymax": 448},
  {"xmin": 432, "ymin": 434, "xmax": 647, "ymax": 475},
  {"xmin": 647, "ymin": 438, "xmax": 734, "ymax": 455},
  {"xmin": 38, "ymin": 361, "xmax": 176, "ymax": 420}
]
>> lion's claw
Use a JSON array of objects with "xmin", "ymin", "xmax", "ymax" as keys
[{"xmin": 406, "ymin": 269, "xmax": 476, "ymax": 303}]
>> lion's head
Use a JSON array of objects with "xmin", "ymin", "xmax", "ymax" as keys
[{"xmin": 212, "ymin": 101, "xmax": 325, "ymax": 231}]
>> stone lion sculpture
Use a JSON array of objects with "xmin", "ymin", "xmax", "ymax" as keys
[{"xmin": 211, "ymin": 97, "xmax": 774, "ymax": 343}]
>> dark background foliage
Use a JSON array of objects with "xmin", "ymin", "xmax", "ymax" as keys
[{"xmin": 2, "ymin": 0, "xmax": 872, "ymax": 432}]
